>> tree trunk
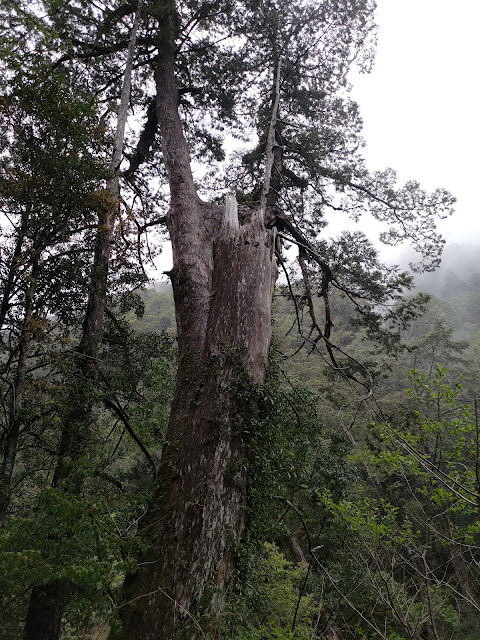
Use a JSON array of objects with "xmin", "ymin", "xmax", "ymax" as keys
[
  {"xmin": 23, "ymin": 582, "xmax": 66, "ymax": 640},
  {"xmin": 22, "ymin": 5, "xmax": 143, "ymax": 638},
  {"xmin": 0, "ymin": 253, "xmax": 39, "ymax": 524},
  {"xmin": 0, "ymin": 212, "xmax": 28, "ymax": 331},
  {"xmin": 117, "ymin": 204, "xmax": 276, "ymax": 639},
  {"xmin": 114, "ymin": 11, "xmax": 277, "ymax": 639}
]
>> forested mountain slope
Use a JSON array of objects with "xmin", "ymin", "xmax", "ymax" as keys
[{"xmin": 123, "ymin": 274, "xmax": 480, "ymax": 640}]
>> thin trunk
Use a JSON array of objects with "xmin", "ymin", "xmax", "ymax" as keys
[
  {"xmin": 114, "ymin": 13, "xmax": 277, "ymax": 639},
  {"xmin": 0, "ymin": 253, "xmax": 39, "ymax": 523},
  {"xmin": 262, "ymin": 57, "xmax": 282, "ymax": 215},
  {"xmin": 21, "ymin": 210, "xmax": 113, "ymax": 637},
  {"xmin": 422, "ymin": 553, "xmax": 441, "ymax": 640},
  {"xmin": 23, "ymin": 4, "xmax": 143, "ymax": 638},
  {"xmin": 22, "ymin": 190, "xmax": 116, "ymax": 640},
  {"xmin": 0, "ymin": 213, "xmax": 28, "ymax": 331}
]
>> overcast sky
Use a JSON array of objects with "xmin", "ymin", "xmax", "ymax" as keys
[{"xmin": 344, "ymin": 0, "xmax": 480, "ymax": 251}]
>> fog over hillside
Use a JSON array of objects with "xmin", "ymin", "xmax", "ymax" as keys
[{"xmin": 405, "ymin": 243, "xmax": 480, "ymax": 299}]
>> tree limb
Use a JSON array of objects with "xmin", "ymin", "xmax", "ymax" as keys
[
  {"xmin": 103, "ymin": 398, "xmax": 156, "ymax": 477},
  {"xmin": 123, "ymin": 96, "xmax": 159, "ymax": 179},
  {"xmin": 259, "ymin": 57, "xmax": 282, "ymax": 223}
]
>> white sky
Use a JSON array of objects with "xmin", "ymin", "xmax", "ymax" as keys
[{"xmin": 342, "ymin": 0, "xmax": 480, "ymax": 252}]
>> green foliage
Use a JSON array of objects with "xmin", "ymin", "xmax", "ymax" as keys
[
  {"xmin": 126, "ymin": 284, "xmax": 176, "ymax": 334},
  {"xmin": 0, "ymin": 484, "xmax": 148, "ymax": 638},
  {"xmin": 222, "ymin": 542, "xmax": 316, "ymax": 640},
  {"xmin": 317, "ymin": 367, "xmax": 480, "ymax": 639},
  {"xmin": 220, "ymin": 344, "xmax": 480, "ymax": 640},
  {"xmin": 0, "ymin": 294, "xmax": 176, "ymax": 637}
]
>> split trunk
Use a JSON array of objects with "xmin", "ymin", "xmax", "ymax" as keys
[{"xmin": 115, "ymin": 13, "xmax": 278, "ymax": 639}]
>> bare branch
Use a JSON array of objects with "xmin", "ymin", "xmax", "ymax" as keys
[
  {"xmin": 259, "ymin": 57, "xmax": 282, "ymax": 223},
  {"xmin": 103, "ymin": 399, "xmax": 156, "ymax": 477}
]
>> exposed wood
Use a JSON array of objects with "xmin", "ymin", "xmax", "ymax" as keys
[
  {"xmin": 108, "ymin": 0, "xmax": 143, "ymax": 191},
  {"xmin": 222, "ymin": 193, "xmax": 240, "ymax": 236},
  {"xmin": 259, "ymin": 57, "xmax": 282, "ymax": 223},
  {"xmin": 114, "ymin": 12, "xmax": 278, "ymax": 638},
  {"xmin": 289, "ymin": 533, "xmax": 308, "ymax": 565},
  {"xmin": 116, "ymin": 207, "xmax": 277, "ymax": 639}
]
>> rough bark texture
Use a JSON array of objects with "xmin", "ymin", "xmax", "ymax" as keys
[
  {"xmin": 115, "ymin": 10, "xmax": 278, "ymax": 640},
  {"xmin": 117, "ymin": 210, "xmax": 276, "ymax": 640}
]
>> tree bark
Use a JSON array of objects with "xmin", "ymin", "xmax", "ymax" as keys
[
  {"xmin": 117, "ymin": 206, "xmax": 276, "ymax": 640},
  {"xmin": 114, "ymin": 10, "xmax": 277, "ymax": 639},
  {"xmin": 23, "ymin": 582, "xmax": 65, "ymax": 640}
]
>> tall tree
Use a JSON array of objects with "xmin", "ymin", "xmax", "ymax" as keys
[
  {"xmin": 0, "ymin": 63, "xmax": 106, "ymax": 523},
  {"xmin": 112, "ymin": 1, "xmax": 454, "ymax": 638},
  {"xmin": 21, "ymin": 4, "xmax": 147, "ymax": 639}
]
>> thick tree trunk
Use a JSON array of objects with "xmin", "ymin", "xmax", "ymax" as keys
[
  {"xmin": 23, "ymin": 582, "xmax": 66, "ymax": 640},
  {"xmin": 114, "ymin": 10, "xmax": 277, "ymax": 639},
  {"xmin": 117, "ymin": 205, "xmax": 276, "ymax": 639}
]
